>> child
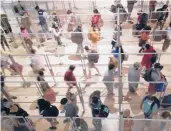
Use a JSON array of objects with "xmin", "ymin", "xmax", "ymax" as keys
[
  {"xmin": 123, "ymin": 109, "xmax": 134, "ymax": 131},
  {"xmin": 59, "ymin": 98, "xmax": 68, "ymax": 113},
  {"xmin": 160, "ymin": 111, "xmax": 171, "ymax": 131},
  {"xmin": 20, "ymin": 26, "xmax": 33, "ymax": 51}
]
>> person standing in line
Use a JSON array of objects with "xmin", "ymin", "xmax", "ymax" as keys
[
  {"xmin": 160, "ymin": 111, "xmax": 171, "ymax": 131},
  {"xmin": 127, "ymin": 0, "xmax": 137, "ymax": 23},
  {"xmin": 103, "ymin": 63, "xmax": 116, "ymax": 96},
  {"xmin": 88, "ymin": 24, "xmax": 100, "ymax": 50},
  {"xmin": 84, "ymin": 46, "xmax": 100, "ymax": 78},
  {"xmin": 64, "ymin": 65, "xmax": 77, "ymax": 93},
  {"xmin": 91, "ymin": 9, "xmax": 103, "ymax": 31},
  {"xmin": 66, "ymin": 10, "xmax": 76, "ymax": 33},
  {"xmin": 149, "ymin": 0, "xmax": 157, "ymax": 19},
  {"xmin": 0, "ymin": 26, "xmax": 10, "ymax": 51},
  {"xmin": 140, "ymin": 95, "xmax": 159, "ymax": 131},
  {"xmin": 71, "ymin": 25, "xmax": 84, "ymax": 54},
  {"xmin": 123, "ymin": 109, "xmax": 134, "ymax": 131},
  {"xmin": 124, "ymin": 62, "xmax": 141, "ymax": 101},
  {"xmin": 13, "ymin": 0, "xmax": 25, "ymax": 16},
  {"xmin": 35, "ymin": 6, "xmax": 51, "ymax": 40}
]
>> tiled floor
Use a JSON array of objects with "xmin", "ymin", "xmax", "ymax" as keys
[{"xmin": 1, "ymin": 1, "xmax": 171, "ymax": 131}]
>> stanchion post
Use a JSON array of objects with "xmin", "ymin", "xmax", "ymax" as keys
[
  {"xmin": 19, "ymin": 33, "xmax": 30, "ymax": 54},
  {"xmin": 68, "ymin": 1, "xmax": 72, "ymax": 11},
  {"xmin": 92, "ymin": 1, "xmax": 96, "ymax": 10},
  {"xmin": 45, "ymin": 2, "xmax": 50, "ymax": 14},
  {"xmin": 78, "ymin": 82, "xmax": 85, "ymax": 111},
  {"xmin": 117, "ymin": 5, "xmax": 123, "ymax": 131}
]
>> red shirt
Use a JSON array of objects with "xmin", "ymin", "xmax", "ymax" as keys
[{"xmin": 64, "ymin": 70, "xmax": 76, "ymax": 86}]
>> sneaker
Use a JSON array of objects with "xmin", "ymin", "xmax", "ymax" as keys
[{"xmin": 49, "ymin": 126, "xmax": 57, "ymax": 130}]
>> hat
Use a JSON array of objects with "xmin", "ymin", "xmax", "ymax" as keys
[
  {"xmin": 154, "ymin": 63, "xmax": 163, "ymax": 69},
  {"xmin": 133, "ymin": 62, "xmax": 140, "ymax": 68}
]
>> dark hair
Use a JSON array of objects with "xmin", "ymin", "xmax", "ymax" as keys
[
  {"xmin": 35, "ymin": 6, "xmax": 39, "ymax": 10},
  {"xmin": 67, "ymin": 10, "xmax": 72, "ymax": 14},
  {"xmin": 161, "ymin": 111, "xmax": 171, "ymax": 119},
  {"xmin": 69, "ymin": 65, "xmax": 75, "ymax": 71},
  {"xmin": 154, "ymin": 63, "xmax": 163, "ymax": 69},
  {"xmin": 93, "ymin": 9, "xmax": 99, "ymax": 13},
  {"xmin": 145, "ymin": 44, "xmax": 150, "ymax": 49},
  {"xmin": 169, "ymin": 22, "xmax": 171, "ymax": 27},
  {"xmin": 30, "ymin": 49, "xmax": 36, "ymax": 54},
  {"xmin": 162, "ymin": 5, "xmax": 168, "ymax": 9},
  {"xmin": 20, "ymin": 26, "xmax": 25, "ymax": 31},
  {"xmin": 84, "ymin": 46, "xmax": 90, "ymax": 51},
  {"xmin": 147, "ymin": 95, "xmax": 154, "ymax": 101},
  {"xmin": 38, "ymin": 70, "xmax": 44, "ymax": 76},
  {"xmin": 60, "ymin": 98, "xmax": 68, "ymax": 105},
  {"xmin": 144, "ymin": 26, "xmax": 151, "ymax": 31},
  {"xmin": 108, "ymin": 63, "xmax": 115, "ymax": 70}
]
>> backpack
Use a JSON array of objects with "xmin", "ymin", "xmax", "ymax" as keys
[
  {"xmin": 91, "ymin": 96, "xmax": 102, "ymax": 117},
  {"xmin": 88, "ymin": 50, "xmax": 99, "ymax": 63},
  {"xmin": 43, "ymin": 105, "xmax": 59, "ymax": 117},
  {"xmin": 143, "ymin": 68, "xmax": 153, "ymax": 82},
  {"xmin": 140, "ymin": 13, "xmax": 148, "ymax": 25},
  {"xmin": 99, "ymin": 104, "xmax": 109, "ymax": 118},
  {"xmin": 150, "ymin": 50, "xmax": 158, "ymax": 64},
  {"xmin": 110, "ymin": 5, "xmax": 117, "ymax": 13},
  {"xmin": 143, "ymin": 96, "xmax": 160, "ymax": 115},
  {"xmin": 161, "ymin": 94, "xmax": 171, "ymax": 108}
]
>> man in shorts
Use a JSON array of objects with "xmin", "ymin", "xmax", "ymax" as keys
[{"xmin": 84, "ymin": 46, "xmax": 100, "ymax": 78}]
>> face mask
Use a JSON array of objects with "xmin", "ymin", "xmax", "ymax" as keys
[{"xmin": 147, "ymin": 101, "xmax": 152, "ymax": 105}]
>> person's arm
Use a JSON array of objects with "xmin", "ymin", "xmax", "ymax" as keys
[{"xmin": 43, "ymin": 11, "xmax": 49, "ymax": 20}]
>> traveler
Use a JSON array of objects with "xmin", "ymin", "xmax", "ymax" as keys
[
  {"xmin": 103, "ymin": 63, "xmax": 116, "ymax": 95},
  {"xmin": 20, "ymin": 12, "xmax": 32, "ymax": 34},
  {"xmin": 71, "ymin": 25, "xmax": 84, "ymax": 54},
  {"xmin": 124, "ymin": 62, "xmax": 141, "ymax": 101},
  {"xmin": 160, "ymin": 111, "xmax": 171, "ymax": 131},
  {"xmin": 13, "ymin": 1, "xmax": 25, "ymax": 16},
  {"xmin": 67, "ymin": 10, "xmax": 76, "ymax": 32},
  {"xmin": 20, "ymin": 26, "xmax": 33, "ymax": 51},
  {"xmin": 140, "ymin": 95, "xmax": 159, "ymax": 131},
  {"xmin": 109, "ymin": 57, "xmax": 118, "ymax": 69},
  {"xmin": 154, "ymin": 5, "xmax": 169, "ymax": 30},
  {"xmin": 84, "ymin": 46, "xmax": 100, "ymax": 78},
  {"xmin": 51, "ymin": 12, "xmax": 62, "ymax": 28},
  {"xmin": 1, "ymin": 73, "xmax": 17, "ymax": 99},
  {"xmin": 50, "ymin": 22, "xmax": 62, "ymax": 46},
  {"xmin": 138, "ymin": 26, "xmax": 151, "ymax": 53},
  {"xmin": 1, "ymin": 14, "xmax": 15, "ymax": 43},
  {"xmin": 59, "ymin": 98, "xmax": 68, "ymax": 113},
  {"xmin": 149, "ymin": 0, "xmax": 157, "ymax": 19},
  {"xmin": 35, "ymin": 6, "xmax": 50, "ymax": 40},
  {"xmin": 0, "ymin": 26, "xmax": 10, "ymax": 51},
  {"xmin": 91, "ymin": 9, "xmax": 103, "ymax": 30},
  {"xmin": 30, "ymin": 49, "xmax": 45, "ymax": 73},
  {"xmin": 127, "ymin": 0, "xmax": 137, "ymax": 22},
  {"xmin": 123, "ymin": 109, "xmax": 134, "ymax": 131},
  {"xmin": 112, "ymin": 45, "xmax": 125, "ymax": 65},
  {"xmin": 64, "ymin": 94, "xmax": 79, "ymax": 119},
  {"xmin": 88, "ymin": 24, "xmax": 100, "ymax": 50},
  {"xmin": 64, "ymin": 65, "xmax": 77, "ymax": 93},
  {"xmin": 37, "ymin": 99, "xmax": 59, "ymax": 130},
  {"xmin": 141, "ymin": 44, "xmax": 154, "ymax": 69},
  {"xmin": 147, "ymin": 63, "xmax": 165, "ymax": 94},
  {"xmin": 136, "ymin": 13, "xmax": 148, "ymax": 31},
  {"xmin": 162, "ymin": 22, "xmax": 171, "ymax": 52}
]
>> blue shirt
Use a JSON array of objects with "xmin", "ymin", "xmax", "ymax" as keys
[
  {"xmin": 111, "ymin": 49, "xmax": 119, "ymax": 58},
  {"xmin": 142, "ymin": 99, "xmax": 158, "ymax": 114}
]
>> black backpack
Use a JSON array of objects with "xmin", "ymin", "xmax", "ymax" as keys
[
  {"xmin": 143, "ymin": 68, "xmax": 153, "ymax": 82},
  {"xmin": 43, "ymin": 105, "xmax": 59, "ymax": 117},
  {"xmin": 110, "ymin": 5, "xmax": 117, "ymax": 13},
  {"xmin": 151, "ymin": 50, "xmax": 158, "ymax": 64},
  {"xmin": 143, "ymin": 96, "xmax": 160, "ymax": 115},
  {"xmin": 99, "ymin": 104, "xmax": 110, "ymax": 118},
  {"xmin": 140, "ymin": 13, "xmax": 148, "ymax": 25}
]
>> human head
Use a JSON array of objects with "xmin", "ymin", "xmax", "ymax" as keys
[
  {"xmin": 108, "ymin": 63, "xmax": 115, "ymax": 70},
  {"xmin": 154, "ymin": 63, "xmax": 163, "ymax": 71},
  {"xmin": 84, "ymin": 46, "xmax": 90, "ymax": 51},
  {"xmin": 60, "ymin": 98, "xmax": 68, "ymax": 105},
  {"xmin": 93, "ymin": 9, "xmax": 99, "ymax": 14},
  {"xmin": 161, "ymin": 111, "xmax": 171, "ymax": 119},
  {"xmin": 147, "ymin": 95, "xmax": 154, "ymax": 103},
  {"xmin": 144, "ymin": 26, "xmax": 151, "ymax": 31},
  {"xmin": 35, "ymin": 6, "xmax": 40, "ymax": 11},
  {"xmin": 133, "ymin": 62, "xmax": 141, "ymax": 70},
  {"xmin": 20, "ymin": 26, "xmax": 25, "ymax": 31},
  {"xmin": 30, "ymin": 48, "xmax": 36, "ymax": 54},
  {"xmin": 67, "ymin": 10, "xmax": 72, "ymax": 14},
  {"xmin": 77, "ymin": 25, "xmax": 82, "ymax": 32},
  {"xmin": 38, "ymin": 70, "xmax": 44, "ymax": 76},
  {"xmin": 123, "ymin": 109, "xmax": 130, "ymax": 118},
  {"xmin": 69, "ymin": 65, "xmax": 75, "ymax": 72},
  {"xmin": 169, "ymin": 22, "xmax": 171, "ymax": 27},
  {"xmin": 162, "ymin": 5, "xmax": 168, "ymax": 10},
  {"xmin": 67, "ymin": 92, "xmax": 75, "ymax": 102},
  {"xmin": 145, "ymin": 44, "xmax": 150, "ymax": 50}
]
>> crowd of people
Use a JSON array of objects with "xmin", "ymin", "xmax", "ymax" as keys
[{"xmin": 1, "ymin": 1, "xmax": 171, "ymax": 131}]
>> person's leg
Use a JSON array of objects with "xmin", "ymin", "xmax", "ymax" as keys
[
  {"xmin": 2, "ymin": 35, "xmax": 10, "ymax": 50},
  {"xmin": 127, "ymin": 4, "xmax": 134, "ymax": 20},
  {"xmin": 1, "ymin": 37, "xmax": 6, "ymax": 51},
  {"xmin": 76, "ymin": 44, "xmax": 81, "ymax": 54},
  {"xmin": 93, "ymin": 64, "xmax": 100, "ymax": 75}
]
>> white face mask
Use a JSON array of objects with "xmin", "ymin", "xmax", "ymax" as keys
[{"xmin": 147, "ymin": 101, "xmax": 153, "ymax": 105}]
